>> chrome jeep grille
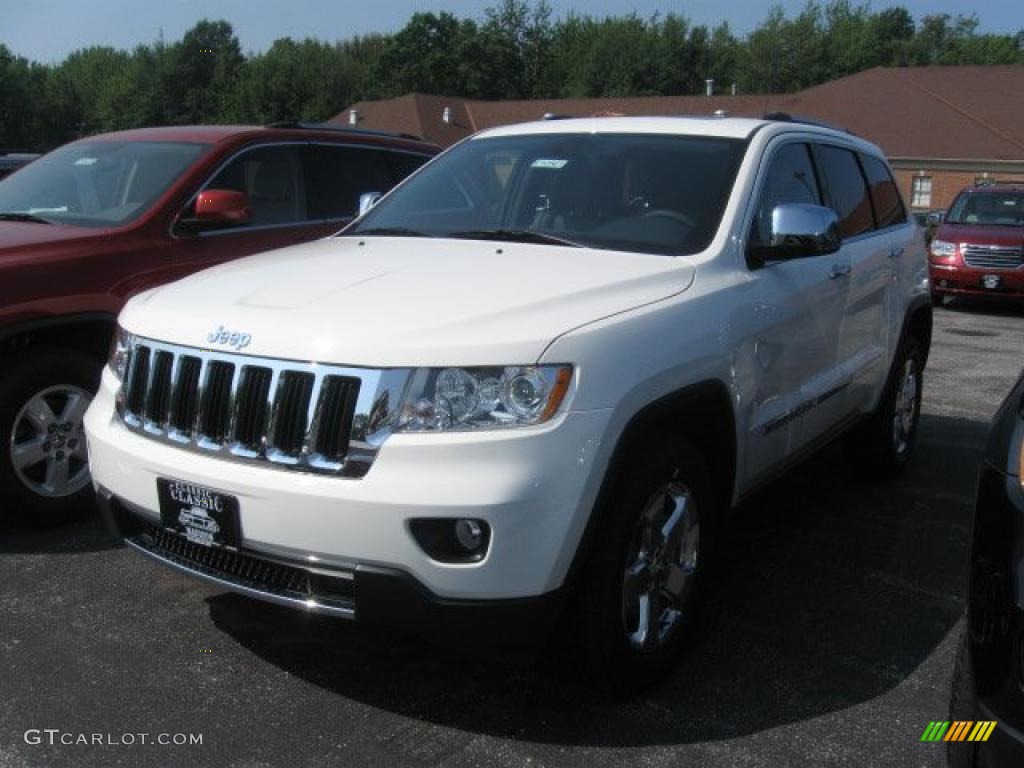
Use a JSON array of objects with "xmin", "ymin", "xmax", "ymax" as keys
[
  {"xmin": 117, "ymin": 337, "xmax": 407, "ymax": 478},
  {"xmin": 962, "ymin": 244, "xmax": 1024, "ymax": 270}
]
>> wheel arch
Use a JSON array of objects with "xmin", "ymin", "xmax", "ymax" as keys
[
  {"xmin": 0, "ymin": 313, "xmax": 117, "ymax": 362},
  {"xmin": 903, "ymin": 295, "xmax": 933, "ymax": 367},
  {"xmin": 563, "ymin": 378, "xmax": 737, "ymax": 590}
]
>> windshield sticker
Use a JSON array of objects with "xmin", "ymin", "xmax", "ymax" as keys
[
  {"xmin": 531, "ymin": 158, "xmax": 569, "ymax": 169},
  {"xmin": 73, "ymin": 157, "xmax": 98, "ymax": 166}
]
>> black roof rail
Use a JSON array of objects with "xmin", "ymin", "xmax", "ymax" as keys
[
  {"xmin": 264, "ymin": 121, "xmax": 425, "ymax": 143},
  {"xmin": 762, "ymin": 112, "xmax": 855, "ymax": 135}
]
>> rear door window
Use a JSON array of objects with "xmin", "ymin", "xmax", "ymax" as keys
[
  {"xmin": 860, "ymin": 154, "xmax": 906, "ymax": 229},
  {"xmin": 816, "ymin": 145, "xmax": 874, "ymax": 238},
  {"xmin": 384, "ymin": 151, "xmax": 431, "ymax": 183},
  {"xmin": 305, "ymin": 145, "xmax": 396, "ymax": 221}
]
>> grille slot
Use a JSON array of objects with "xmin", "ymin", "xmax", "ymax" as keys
[
  {"xmin": 199, "ymin": 361, "xmax": 236, "ymax": 443},
  {"xmin": 125, "ymin": 345, "xmax": 151, "ymax": 416},
  {"xmin": 144, "ymin": 350, "xmax": 174, "ymax": 426},
  {"xmin": 316, "ymin": 376, "xmax": 361, "ymax": 461},
  {"xmin": 170, "ymin": 356, "xmax": 202, "ymax": 435},
  {"xmin": 115, "ymin": 338, "xmax": 371, "ymax": 475},
  {"xmin": 233, "ymin": 366, "xmax": 273, "ymax": 451},
  {"xmin": 272, "ymin": 372, "xmax": 315, "ymax": 455},
  {"xmin": 962, "ymin": 245, "xmax": 1024, "ymax": 270}
]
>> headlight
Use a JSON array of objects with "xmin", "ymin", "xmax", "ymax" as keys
[
  {"xmin": 108, "ymin": 326, "xmax": 134, "ymax": 381},
  {"xmin": 394, "ymin": 365, "xmax": 573, "ymax": 432},
  {"xmin": 930, "ymin": 239, "xmax": 957, "ymax": 259}
]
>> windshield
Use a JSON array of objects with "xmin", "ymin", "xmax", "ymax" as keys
[
  {"xmin": 0, "ymin": 140, "xmax": 207, "ymax": 228},
  {"xmin": 347, "ymin": 132, "xmax": 746, "ymax": 255},
  {"xmin": 946, "ymin": 189, "xmax": 1024, "ymax": 227}
]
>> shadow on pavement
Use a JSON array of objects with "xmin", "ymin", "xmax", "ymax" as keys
[
  {"xmin": 940, "ymin": 297, "xmax": 1024, "ymax": 319},
  {"xmin": 206, "ymin": 409, "xmax": 985, "ymax": 747},
  {"xmin": 0, "ymin": 508, "xmax": 120, "ymax": 554}
]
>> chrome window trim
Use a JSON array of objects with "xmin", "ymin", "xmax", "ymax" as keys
[{"xmin": 117, "ymin": 335, "xmax": 410, "ymax": 478}]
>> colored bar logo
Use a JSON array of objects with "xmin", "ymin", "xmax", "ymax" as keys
[{"xmin": 920, "ymin": 721, "xmax": 997, "ymax": 742}]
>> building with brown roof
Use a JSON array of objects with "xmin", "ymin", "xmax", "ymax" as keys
[{"xmin": 334, "ymin": 66, "xmax": 1024, "ymax": 212}]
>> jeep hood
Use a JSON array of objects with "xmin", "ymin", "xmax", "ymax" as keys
[{"xmin": 120, "ymin": 236, "xmax": 695, "ymax": 367}]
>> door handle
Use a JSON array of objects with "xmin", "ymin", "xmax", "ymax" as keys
[
  {"xmin": 829, "ymin": 263, "xmax": 851, "ymax": 279},
  {"xmin": 889, "ymin": 245, "xmax": 905, "ymax": 259}
]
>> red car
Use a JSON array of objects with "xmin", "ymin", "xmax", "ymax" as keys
[
  {"xmin": 0, "ymin": 123, "xmax": 437, "ymax": 522},
  {"xmin": 929, "ymin": 185, "xmax": 1024, "ymax": 304}
]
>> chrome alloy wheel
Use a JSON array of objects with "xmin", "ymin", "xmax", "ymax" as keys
[
  {"xmin": 892, "ymin": 358, "xmax": 919, "ymax": 455},
  {"xmin": 9, "ymin": 385, "xmax": 92, "ymax": 498},
  {"xmin": 621, "ymin": 480, "xmax": 700, "ymax": 651}
]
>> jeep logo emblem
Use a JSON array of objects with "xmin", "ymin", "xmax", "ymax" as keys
[{"xmin": 207, "ymin": 325, "xmax": 251, "ymax": 351}]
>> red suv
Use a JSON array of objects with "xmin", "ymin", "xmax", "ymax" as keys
[
  {"xmin": 929, "ymin": 184, "xmax": 1024, "ymax": 304},
  {"xmin": 0, "ymin": 123, "xmax": 437, "ymax": 522}
]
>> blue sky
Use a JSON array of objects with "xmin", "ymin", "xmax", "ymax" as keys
[{"xmin": 3, "ymin": 0, "xmax": 1022, "ymax": 63}]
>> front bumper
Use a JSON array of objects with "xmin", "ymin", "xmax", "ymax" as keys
[
  {"xmin": 96, "ymin": 487, "xmax": 566, "ymax": 652},
  {"xmin": 85, "ymin": 366, "xmax": 612, "ymax": 602},
  {"xmin": 930, "ymin": 262, "xmax": 1024, "ymax": 298}
]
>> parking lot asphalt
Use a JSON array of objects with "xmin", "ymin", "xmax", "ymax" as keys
[{"xmin": 2, "ymin": 300, "xmax": 1024, "ymax": 768}]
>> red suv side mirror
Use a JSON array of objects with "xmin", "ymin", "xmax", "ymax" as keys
[{"xmin": 194, "ymin": 189, "xmax": 251, "ymax": 225}]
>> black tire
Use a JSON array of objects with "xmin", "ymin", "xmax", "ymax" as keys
[
  {"xmin": 0, "ymin": 347, "xmax": 102, "ymax": 524},
  {"xmin": 949, "ymin": 627, "xmax": 978, "ymax": 768},
  {"xmin": 843, "ymin": 334, "xmax": 924, "ymax": 479},
  {"xmin": 576, "ymin": 436, "xmax": 713, "ymax": 695}
]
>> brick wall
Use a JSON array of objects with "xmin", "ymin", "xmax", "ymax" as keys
[{"xmin": 894, "ymin": 168, "xmax": 1024, "ymax": 212}]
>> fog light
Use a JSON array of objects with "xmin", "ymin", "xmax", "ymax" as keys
[
  {"xmin": 455, "ymin": 518, "xmax": 484, "ymax": 551},
  {"xmin": 409, "ymin": 518, "xmax": 491, "ymax": 563}
]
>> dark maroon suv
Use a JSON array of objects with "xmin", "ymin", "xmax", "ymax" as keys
[
  {"xmin": 929, "ymin": 185, "xmax": 1024, "ymax": 304},
  {"xmin": 0, "ymin": 123, "xmax": 437, "ymax": 522}
]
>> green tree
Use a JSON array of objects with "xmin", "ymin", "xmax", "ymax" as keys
[
  {"xmin": 375, "ymin": 12, "xmax": 478, "ymax": 97},
  {"xmin": 164, "ymin": 20, "xmax": 244, "ymax": 124},
  {"xmin": 225, "ymin": 38, "xmax": 362, "ymax": 123}
]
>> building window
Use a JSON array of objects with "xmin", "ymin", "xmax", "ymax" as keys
[{"xmin": 911, "ymin": 175, "xmax": 932, "ymax": 208}]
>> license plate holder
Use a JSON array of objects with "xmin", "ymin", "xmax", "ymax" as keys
[
  {"xmin": 982, "ymin": 274, "xmax": 1002, "ymax": 290},
  {"xmin": 157, "ymin": 478, "xmax": 241, "ymax": 549}
]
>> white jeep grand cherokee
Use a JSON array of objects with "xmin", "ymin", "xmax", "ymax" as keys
[{"xmin": 85, "ymin": 116, "xmax": 931, "ymax": 691}]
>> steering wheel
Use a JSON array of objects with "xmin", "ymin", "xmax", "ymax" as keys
[{"xmin": 641, "ymin": 209, "xmax": 695, "ymax": 229}]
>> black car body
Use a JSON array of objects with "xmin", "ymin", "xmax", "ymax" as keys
[{"xmin": 953, "ymin": 369, "xmax": 1024, "ymax": 766}]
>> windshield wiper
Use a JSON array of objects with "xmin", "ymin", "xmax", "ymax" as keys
[
  {"xmin": 0, "ymin": 212, "xmax": 55, "ymax": 225},
  {"xmin": 449, "ymin": 229, "xmax": 583, "ymax": 248},
  {"xmin": 348, "ymin": 226, "xmax": 432, "ymax": 238}
]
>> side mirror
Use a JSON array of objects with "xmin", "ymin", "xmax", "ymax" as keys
[
  {"xmin": 358, "ymin": 191, "xmax": 382, "ymax": 217},
  {"xmin": 195, "ymin": 189, "xmax": 250, "ymax": 225},
  {"xmin": 177, "ymin": 189, "xmax": 250, "ymax": 235},
  {"xmin": 753, "ymin": 203, "xmax": 842, "ymax": 264}
]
